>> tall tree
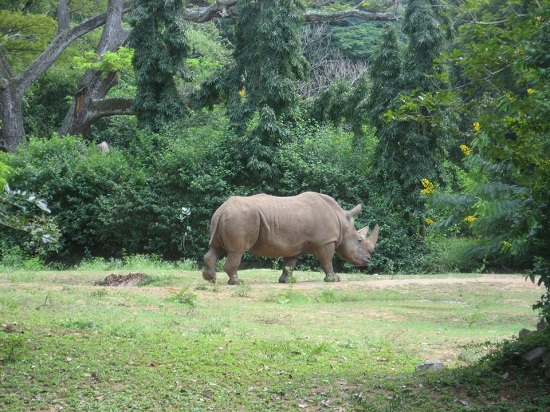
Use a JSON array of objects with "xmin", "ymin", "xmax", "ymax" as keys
[
  {"xmin": 128, "ymin": 0, "xmax": 190, "ymax": 132},
  {"xmin": 372, "ymin": 0, "xmax": 451, "ymax": 234},
  {"xmin": 365, "ymin": 24, "xmax": 401, "ymax": 131},
  {"xmin": 225, "ymin": 0, "xmax": 310, "ymax": 182},
  {"xmin": 0, "ymin": 0, "xmax": 397, "ymax": 151},
  {"xmin": 0, "ymin": 0, "xmax": 132, "ymax": 151},
  {"xmin": 58, "ymin": 0, "xmax": 133, "ymax": 136},
  {"xmin": 367, "ymin": 23, "xmax": 404, "ymax": 206},
  {"xmin": 432, "ymin": 0, "xmax": 550, "ymax": 319}
]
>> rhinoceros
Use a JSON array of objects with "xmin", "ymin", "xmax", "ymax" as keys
[{"xmin": 202, "ymin": 192, "xmax": 379, "ymax": 285}]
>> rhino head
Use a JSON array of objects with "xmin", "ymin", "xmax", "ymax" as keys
[{"xmin": 337, "ymin": 204, "xmax": 380, "ymax": 266}]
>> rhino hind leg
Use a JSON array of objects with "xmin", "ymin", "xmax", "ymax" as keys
[
  {"xmin": 279, "ymin": 257, "xmax": 298, "ymax": 283},
  {"xmin": 224, "ymin": 252, "xmax": 244, "ymax": 285},
  {"xmin": 203, "ymin": 247, "xmax": 225, "ymax": 283}
]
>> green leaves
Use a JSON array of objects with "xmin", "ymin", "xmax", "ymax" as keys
[
  {"xmin": 128, "ymin": 0, "xmax": 190, "ymax": 131},
  {"xmin": 73, "ymin": 47, "xmax": 134, "ymax": 78},
  {"xmin": 369, "ymin": 6, "xmax": 452, "ymax": 227},
  {"xmin": 0, "ymin": 161, "xmax": 10, "ymax": 187},
  {"xmin": 0, "ymin": 10, "xmax": 56, "ymax": 70},
  {"xmin": 0, "ymin": 184, "xmax": 60, "ymax": 247}
]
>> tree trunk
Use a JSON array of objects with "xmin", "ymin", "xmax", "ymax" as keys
[
  {"xmin": 59, "ymin": 72, "xmax": 135, "ymax": 136},
  {"xmin": 0, "ymin": 0, "xmax": 398, "ymax": 151},
  {"xmin": 0, "ymin": 0, "xmax": 131, "ymax": 152},
  {"xmin": 59, "ymin": 0, "xmax": 133, "ymax": 136},
  {"xmin": 0, "ymin": 83, "xmax": 26, "ymax": 151},
  {"xmin": 0, "ymin": 48, "xmax": 25, "ymax": 151}
]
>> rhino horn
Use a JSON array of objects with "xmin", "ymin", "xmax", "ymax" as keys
[
  {"xmin": 346, "ymin": 204, "xmax": 362, "ymax": 220},
  {"xmin": 368, "ymin": 224, "xmax": 380, "ymax": 248}
]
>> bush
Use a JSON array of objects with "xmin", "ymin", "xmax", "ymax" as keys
[
  {"xmin": 2, "ymin": 127, "xmax": 231, "ymax": 264},
  {"xmin": 3, "ymin": 135, "xmax": 138, "ymax": 260},
  {"xmin": 0, "ymin": 245, "xmax": 47, "ymax": 270},
  {"xmin": 2, "ymin": 125, "xmax": 435, "ymax": 274},
  {"xmin": 424, "ymin": 236, "xmax": 485, "ymax": 273}
]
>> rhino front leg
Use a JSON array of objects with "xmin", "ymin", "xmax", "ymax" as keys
[
  {"xmin": 203, "ymin": 247, "xmax": 225, "ymax": 283},
  {"xmin": 313, "ymin": 244, "xmax": 341, "ymax": 282},
  {"xmin": 224, "ymin": 252, "xmax": 244, "ymax": 285},
  {"xmin": 279, "ymin": 257, "xmax": 298, "ymax": 283}
]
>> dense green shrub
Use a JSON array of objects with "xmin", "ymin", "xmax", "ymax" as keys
[
  {"xmin": 3, "ymin": 135, "xmax": 137, "ymax": 260},
  {"xmin": 2, "ymin": 126, "xmax": 233, "ymax": 264},
  {"xmin": 2, "ymin": 126, "xmax": 432, "ymax": 273},
  {"xmin": 424, "ymin": 236, "xmax": 485, "ymax": 273}
]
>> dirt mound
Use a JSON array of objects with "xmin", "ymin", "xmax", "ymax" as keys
[{"xmin": 96, "ymin": 272, "xmax": 147, "ymax": 286}]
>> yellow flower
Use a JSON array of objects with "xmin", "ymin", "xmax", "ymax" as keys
[
  {"xmin": 501, "ymin": 241, "xmax": 512, "ymax": 252},
  {"xmin": 239, "ymin": 88, "xmax": 246, "ymax": 97},
  {"xmin": 425, "ymin": 218, "xmax": 435, "ymax": 225},
  {"xmin": 460, "ymin": 144, "xmax": 472, "ymax": 155},
  {"xmin": 420, "ymin": 178, "xmax": 434, "ymax": 195},
  {"xmin": 527, "ymin": 88, "xmax": 535, "ymax": 95},
  {"xmin": 464, "ymin": 216, "xmax": 477, "ymax": 223},
  {"xmin": 473, "ymin": 122, "xmax": 480, "ymax": 132}
]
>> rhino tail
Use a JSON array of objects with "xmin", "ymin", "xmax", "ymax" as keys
[{"xmin": 208, "ymin": 201, "xmax": 228, "ymax": 246}]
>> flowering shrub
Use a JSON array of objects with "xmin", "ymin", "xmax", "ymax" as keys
[
  {"xmin": 420, "ymin": 178, "xmax": 434, "ymax": 195},
  {"xmin": 460, "ymin": 144, "xmax": 473, "ymax": 155}
]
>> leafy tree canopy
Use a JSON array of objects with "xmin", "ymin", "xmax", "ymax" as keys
[
  {"xmin": 330, "ymin": 22, "xmax": 384, "ymax": 60},
  {"xmin": 0, "ymin": 10, "xmax": 56, "ymax": 71}
]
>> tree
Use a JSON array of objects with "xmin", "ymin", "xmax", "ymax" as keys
[
  {"xmin": 0, "ymin": 0, "xmax": 132, "ymax": 151},
  {"xmin": 365, "ymin": 24, "xmax": 401, "ymax": 131},
  {"xmin": 1, "ymin": 0, "xmax": 398, "ymax": 151},
  {"xmin": 214, "ymin": 0, "xmax": 312, "ymax": 183},
  {"xmin": 366, "ymin": 23, "xmax": 405, "ymax": 207},
  {"xmin": 431, "ymin": 0, "xmax": 550, "ymax": 320},
  {"xmin": 128, "ymin": 0, "xmax": 190, "ymax": 132},
  {"xmin": 372, "ymin": 0, "xmax": 452, "ymax": 234},
  {"xmin": 58, "ymin": 0, "xmax": 133, "ymax": 137}
]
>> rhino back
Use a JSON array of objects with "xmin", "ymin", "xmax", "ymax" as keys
[{"xmin": 209, "ymin": 192, "xmax": 345, "ymax": 258}]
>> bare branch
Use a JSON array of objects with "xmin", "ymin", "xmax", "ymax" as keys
[
  {"xmin": 299, "ymin": 25, "xmax": 368, "ymax": 98},
  {"xmin": 304, "ymin": 8, "xmax": 397, "ymax": 22},
  {"xmin": 182, "ymin": 0, "xmax": 398, "ymax": 23},
  {"xmin": 184, "ymin": 0, "xmax": 238, "ymax": 23},
  {"xmin": 56, "ymin": 0, "xmax": 70, "ymax": 33}
]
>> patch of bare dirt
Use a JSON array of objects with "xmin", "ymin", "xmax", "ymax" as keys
[
  {"xmin": 282, "ymin": 274, "xmax": 534, "ymax": 290},
  {"xmin": 95, "ymin": 272, "xmax": 147, "ymax": 286}
]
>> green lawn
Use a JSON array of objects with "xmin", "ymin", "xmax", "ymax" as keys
[{"xmin": 1, "ymin": 270, "xmax": 548, "ymax": 411}]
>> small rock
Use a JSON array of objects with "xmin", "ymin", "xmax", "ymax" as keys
[
  {"xmin": 416, "ymin": 360, "xmax": 445, "ymax": 371},
  {"xmin": 518, "ymin": 328, "xmax": 533, "ymax": 338},
  {"xmin": 97, "ymin": 141, "xmax": 109, "ymax": 154},
  {"xmin": 521, "ymin": 346, "xmax": 546, "ymax": 367},
  {"xmin": 536, "ymin": 319, "xmax": 548, "ymax": 331}
]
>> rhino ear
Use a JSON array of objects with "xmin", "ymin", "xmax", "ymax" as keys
[
  {"xmin": 346, "ymin": 204, "xmax": 362, "ymax": 220},
  {"xmin": 368, "ymin": 224, "xmax": 380, "ymax": 248}
]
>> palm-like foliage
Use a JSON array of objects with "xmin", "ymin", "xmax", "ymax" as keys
[{"xmin": 128, "ymin": 0, "xmax": 190, "ymax": 131}]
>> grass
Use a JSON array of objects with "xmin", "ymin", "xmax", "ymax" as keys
[{"xmin": 0, "ymin": 269, "xmax": 548, "ymax": 411}]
